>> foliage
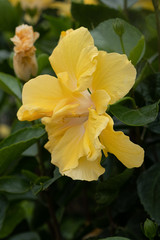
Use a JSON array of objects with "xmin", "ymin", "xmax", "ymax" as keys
[{"xmin": 0, "ymin": 0, "xmax": 160, "ymax": 239}]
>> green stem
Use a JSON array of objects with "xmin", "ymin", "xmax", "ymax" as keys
[{"xmin": 120, "ymin": 36, "xmax": 125, "ymax": 54}]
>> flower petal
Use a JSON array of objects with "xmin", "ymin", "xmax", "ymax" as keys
[
  {"xmin": 92, "ymin": 51, "xmax": 136, "ymax": 104},
  {"xmin": 49, "ymin": 27, "xmax": 98, "ymax": 91},
  {"xmin": 91, "ymin": 89, "xmax": 111, "ymax": 114},
  {"xmin": 100, "ymin": 114, "xmax": 144, "ymax": 168},
  {"xmin": 83, "ymin": 108, "xmax": 109, "ymax": 161},
  {"xmin": 17, "ymin": 74, "xmax": 71, "ymax": 121},
  {"xmin": 63, "ymin": 156, "xmax": 105, "ymax": 181},
  {"xmin": 42, "ymin": 108, "xmax": 108, "ymax": 177}
]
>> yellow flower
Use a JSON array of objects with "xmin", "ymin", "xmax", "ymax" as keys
[
  {"xmin": 9, "ymin": 0, "xmax": 54, "ymax": 23},
  {"xmin": 0, "ymin": 124, "xmax": 10, "ymax": 138},
  {"xmin": 11, "ymin": 24, "xmax": 39, "ymax": 81},
  {"xmin": 132, "ymin": 0, "xmax": 155, "ymax": 11},
  {"xmin": 17, "ymin": 27, "xmax": 144, "ymax": 181},
  {"xmin": 9, "ymin": 0, "xmax": 53, "ymax": 9}
]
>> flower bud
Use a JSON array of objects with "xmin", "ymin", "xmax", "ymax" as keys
[
  {"xmin": 113, "ymin": 18, "xmax": 125, "ymax": 37},
  {"xmin": 144, "ymin": 218, "xmax": 158, "ymax": 239},
  {"xmin": 11, "ymin": 24, "xmax": 39, "ymax": 81}
]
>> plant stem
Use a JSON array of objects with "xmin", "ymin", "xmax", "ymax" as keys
[
  {"xmin": 152, "ymin": 0, "xmax": 160, "ymax": 70},
  {"xmin": 120, "ymin": 36, "xmax": 125, "ymax": 54},
  {"xmin": 45, "ymin": 192, "xmax": 62, "ymax": 240},
  {"xmin": 36, "ymin": 140, "xmax": 62, "ymax": 240}
]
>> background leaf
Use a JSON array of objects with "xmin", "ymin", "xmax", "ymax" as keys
[
  {"xmin": 0, "ymin": 72, "xmax": 22, "ymax": 100},
  {"xmin": 0, "ymin": 125, "xmax": 46, "ymax": 175},
  {"xmin": 109, "ymin": 99, "xmax": 159, "ymax": 126},
  {"xmin": 91, "ymin": 18, "xmax": 145, "ymax": 65},
  {"xmin": 137, "ymin": 163, "xmax": 160, "ymax": 224}
]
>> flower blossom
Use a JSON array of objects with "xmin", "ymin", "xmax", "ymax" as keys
[
  {"xmin": 11, "ymin": 24, "xmax": 39, "ymax": 81},
  {"xmin": 17, "ymin": 27, "xmax": 144, "ymax": 181}
]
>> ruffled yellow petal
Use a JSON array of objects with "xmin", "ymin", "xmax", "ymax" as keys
[
  {"xmin": 49, "ymin": 27, "xmax": 98, "ymax": 91},
  {"xmin": 63, "ymin": 156, "xmax": 105, "ymax": 181},
  {"xmin": 100, "ymin": 114, "xmax": 144, "ymax": 168},
  {"xmin": 83, "ymin": 108, "xmax": 109, "ymax": 161},
  {"xmin": 17, "ymin": 75, "xmax": 71, "ymax": 121},
  {"xmin": 42, "ymin": 108, "xmax": 108, "ymax": 178},
  {"xmin": 91, "ymin": 89, "xmax": 111, "ymax": 114},
  {"xmin": 92, "ymin": 51, "xmax": 136, "ymax": 104}
]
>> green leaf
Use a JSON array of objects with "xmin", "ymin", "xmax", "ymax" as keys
[
  {"xmin": 0, "ymin": 0, "xmax": 22, "ymax": 31},
  {"xmin": 33, "ymin": 168, "xmax": 61, "ymax": 194},
  {"xmin": 0, "ymin": 202, "xmax": 25, "ymax": 239},
  {"xmin": 0, "ymin": 125, "xmax": 46, "ymax": 175},
  {"xmin": 0, "ymin": 176, "xmax": 31, "ymax": 194},
  {"xmin": 8, "ymin": 232, "xmax": 40, "ymax": 240},
  {"xmin": 95, "ymin": 169, "xmax": 133, "ymax": 205},
  {"xmin": 71, "ymin": 3, "xmax": 123, "ymax": 29},
  {"xmin": 137, "ymin": 163, "xmax": 160, "ymax": 224},
  {"xmin": 128, "ymin": 36, "xmax": 145, "ymax": 65},
  {"xmin": 44, "ymin": 15, "xmax": 72, "ymax": 37},
  {"xmin": 109, "ymin": 99, "xmax": 159, "ymax": 126},
  {"xmin": 0, "ymin": 50, "xmax": 10, "ymax": 63},
  {"xmin": 100, "ymin": 0, "xmax": 137, "ymax": 9},
  {"xmin": 0, "ymin": 195, "xmax": 8, "ymax": 231},
  {"xmin": 91, "ymin": 18, "xmax": 145, "ymax": 65},
  {"xmin": 0, "ymin": 72, "xmax": 22, "ymax": 100},
  {"xmin": 37, "ymin": 53, "xmax": 50, "ymax": 74}
]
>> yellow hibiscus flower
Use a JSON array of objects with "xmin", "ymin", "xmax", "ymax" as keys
[{"xmin": 17, "ymin": 27, "xmax": 144, "ymax": 181}]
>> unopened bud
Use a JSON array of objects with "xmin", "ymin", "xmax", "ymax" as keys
[
  {"xmin": 144, "ymin": 218, "xmax": 158, "ymax": 239},
  {"xmin": 113, "ymin": 18, "xmax": 125, "ymax": 37}
]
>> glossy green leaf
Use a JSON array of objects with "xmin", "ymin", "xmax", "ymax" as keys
[
  {"xmin": 0, "ymin": 203, "xmax": 25, "ymax": 239},
  {"xmin": 0, "ymin": 125, "xmax": 46, "ymax": 175},
  {"xmin": 71, "ymin": 2, "xmax": 123, "ymax": 29},
  {"xmin": 91, "ymin": 18, "xmax": 145, "ymax": 65},
  {"xmin": 137, "ymin": 163, "xmax": 160, "ymax": 224},
  {"xmin": 0, "ymin": 72, "xmax": 22, "ymax": 100},
  {"xmin": 0, "ymin": 176, "xmax": 31, "ymax": 194},
  {"xmin": 8, "ymin": 232, "xmax": 40, "ymax": 240},
  {"xmin": 109, "ymin": 100, "xmax": 159, "ymax": 126}
]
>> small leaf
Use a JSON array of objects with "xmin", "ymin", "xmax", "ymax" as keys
[
  {"xmin": 137, "ymin": 163, "xmax": 160, "ymax": 224},
  {"xmin": 0, "ymin": 176, "xmax": 31, "ymax": 194},
  {"xmin": 33, "ymin": 168, "xmax": 61, "ymax": 194},
  {"xmin": 0, "ymin": 202, "xmax": 25, "ymax": 239},
  {"xmin": 109, "ymin": 99, "xmax": 159, "ymax": 126},
  {"xmin": 91, "ymin": 18, "xmax": 145, "ymax": 65},
  {"xmin": 0, "ymin": 125, "xmax": 46, "ymax": 175},
  {"xmin": 0, "ymin": 72, "xmax": 22, "ymax": 100}
]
